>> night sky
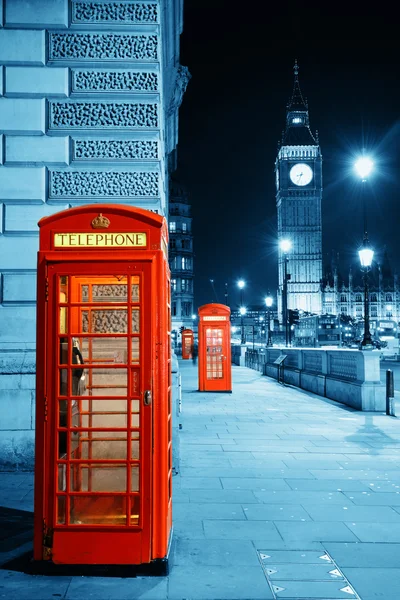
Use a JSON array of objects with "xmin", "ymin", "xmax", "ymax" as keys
[{"xmin": 174, "ymin": 2, "xmax": 400, "ymax": 311}]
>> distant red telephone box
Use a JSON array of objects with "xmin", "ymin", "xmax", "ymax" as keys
[
  {"xmin": 34, "ymin": 205, "xmax": 172, "ymax": 570},
  {"xmin": 198, "ymin": 304, "xmax": 232, "ymax": 392},
  {"xmin": 182, "ymin": 329, "xmax": 194, "ymax": 359}
]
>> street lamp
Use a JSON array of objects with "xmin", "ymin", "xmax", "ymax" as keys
[
  {"xmin": 279, "ymin": 239, "xmax": 292, "ymax": 346},
  {"xmin": 265, "ymin": 295, "xmax": 273, "ymax": 347},
  {"xmin": 359, "ymin": 239, "xmax": 374, "ymax": 348},
  {"xmin": 237, "ymin": 280, "xmax": 246, "ymax": 344},
  {"xmin": 239, "ymin": 306, "xmax": 246, "ymax": 345},
  {"xmin": 355, "ymin": 155, "xmax": 374, "ymax": 349}
]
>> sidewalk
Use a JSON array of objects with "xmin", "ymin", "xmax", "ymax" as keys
[{"xmin": 1, "ymin": 361, "xmax": 400, "ymax": 599}]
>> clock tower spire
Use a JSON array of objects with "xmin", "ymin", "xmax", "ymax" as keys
[{"xmin": 275, "ymin": 61, "xmax": 323, "ymax": 318}]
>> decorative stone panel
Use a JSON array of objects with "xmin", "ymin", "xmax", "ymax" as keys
[
  {"xmin": 49, "ymin": 171, "xmax": 159, "ymax": 197},
  {"xmin": 72, "ymin": 70, "xmax": 158, "ymax": 93},
  {"xmin": 73, "ymin": 139, "xmax": 158, "ymax": 161},
  {"xmin": 72, "ymin": 2, "xmax": 158, "ymax": 24},
  {"xmin": 49, "ymin": 33, "xmax": 158, "ymax": 61},
  {"xmin": 329, "ymin": 353, "xmax": 358, "ymax": 381},
  {"xmin": 303, "ymin": 352, "xmax": 323, "ymax": 373},
  {"xmin": 49, "ymin": 102, "xmax": 158, "ymax": 129}
]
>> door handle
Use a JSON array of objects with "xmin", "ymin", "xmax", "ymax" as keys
[{"xmin": 144, "ymin": 390, "xmax": 152, "ymax": 406}]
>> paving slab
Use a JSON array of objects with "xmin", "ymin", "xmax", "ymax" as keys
[
  {"xmin": 243, "ymin": 504, "xmax": 311, "ymax": 521},
  {"xmin": 174, "ymin": 539, "xmax": 260, "ymax": 566},
  {"xmin": 168, "ymin": 564, "xmax": 273, "ymax": 599},
  {"xmin": 324, "ymin": 542, "xmax": 400, "ymax": 568},
  {"xmin": 344, "ymin": 521, "xmax": 400, "ymax": 542},
  {"xmin": 285, "ymin": 479, "xmax": 371, "ymax": 492},
  {"xmin": 274, "ymin": 521, "xmax": 359, "ymax": 542},
  {"xmin": 341, "ymin": 567, "xmax": 400, "ymax": 600},
  {"xmin": 173, "ymin": 502, "xmax": 246, "ymax": 521},
  {"xmin": 302, "ymin": 503, "xmax": 400, "ymax": 522},
  {"xmin": 343, "ymin": 491, "xmax": 400, "ymax": 505},
  {"xmin": 0, "ymin": 570, "xmax": 72, "ymax": 600},
  {"xmin": 203, "ymin": 519, "xmax": 282, "ymax": 541}
]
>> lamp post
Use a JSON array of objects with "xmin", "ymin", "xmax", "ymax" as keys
[
  {"xmin": 239, "ymin": 306, "xmax": 246, "ymax": 345},
  {"xmin": 280, "ymin": 239, "xmax": 292, "ymax": 347},
  {"xmin": 359, "ymin": 239, "xmax": 374, "ymax": 348},
  {"xmin": 265, "ymin": 295, "xmax": 273, "ymax": 347},
  {"xmin": 238, "ymin": 279, "xmax": 246, "ymax": 344},
  {"xmin": 355, "ymin": 155, "xmax": 374, "ymax": 349}
]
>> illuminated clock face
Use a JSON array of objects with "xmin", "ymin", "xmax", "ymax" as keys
[{"xmin": 289, "ymin": 163, "xmax": 313, "ymax": 186}]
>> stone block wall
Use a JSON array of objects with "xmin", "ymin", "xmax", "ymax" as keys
[{"xmin": 0, "ymin": 0, "xmax": 187, "ymax": 469}]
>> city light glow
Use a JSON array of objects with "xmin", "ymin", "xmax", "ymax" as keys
[
  {"xmin": 359, "ymin": 245, "xmax": 374, "ymax": 268},
  {"xmin": 239, "ymin": 307, "xmax": 247, "ymax": 316},
  {"xmin": 265, "ymin": 296, "xmax": 273, "ymax": 308},
  {"xmin": 280, "ymin": 239, "xmax": 292, "ymax": 253},
  {"xmin": 354, "ymin": 156, "xmax": 373, "ymax": 180},
  {"xmin": 237, "ymin": 279, "xmax": 245, "ymax": 289}
]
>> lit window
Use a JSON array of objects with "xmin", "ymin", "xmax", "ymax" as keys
[
  {"xmin": 292, "ymin": 117, "xmax": 302, "ymax": 124},
  {"xmin": 181, "ymin": 257, "xmax": 191, "ymax": 270},
  {"xmin": 182, "ymin": 222, "xmax": 187, "ymax": 232},
  {"xmin": 169, "ymin": 221, "xmax": 176, "ymax": 232},
  {"xmin": 171, "ymin": 279, "xmax": 177, "ymax": 291}
]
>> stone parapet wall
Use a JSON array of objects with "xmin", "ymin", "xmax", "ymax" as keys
[{"xmin": 246, "ymin": 347, "xmax": 385, "ymax": 412}]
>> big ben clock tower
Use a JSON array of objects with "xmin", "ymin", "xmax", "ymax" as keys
[{"xmin": 276, "ymin": 60, "xmax": 322, "ymax": 317}]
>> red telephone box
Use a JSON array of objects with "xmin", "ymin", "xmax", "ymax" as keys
[
  {"xmin": 198, "ymin": 304, "xmax": 232, "ymax": 392},
  {"xmin": 34, "ymin": 205, "xmax": 172, "ymax": 570},
  {"xmin": 182, "ymin": 329, "xmax": 194, "ymax": 359}
]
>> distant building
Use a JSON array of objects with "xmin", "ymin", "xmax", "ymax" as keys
[
  {"xmin": 275, "ymin": 61, "xmax": 323, "ymax": 317},
  {"xmin": 169, "ymin": 179, "xmax": 195, "ymax": 345},
  {"xmin": 322, "ymin": 253, "xmax": 399, "ymax": 327},
  {"xmin": 275, "ymin": 63, "xmax": 399, "ymax": 331}
]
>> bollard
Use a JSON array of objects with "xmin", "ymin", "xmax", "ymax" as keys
[{"xmin": 386, "ymin": 369, "xmax": 395, "ymax": 416}]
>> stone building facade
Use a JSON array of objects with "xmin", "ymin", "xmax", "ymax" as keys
[
  {"xmin": 168, "ymin": 179, "xmax": 194, "ymax": 344},
  {"xmin": 322, "ymin": 259, "xmax": 399, "ymax": 326},
  {"xmin": 0, "ymin": 0, "xmax": 189, "ymax": 468}
]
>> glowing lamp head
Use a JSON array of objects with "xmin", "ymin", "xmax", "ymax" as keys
[
  {"xmin": 237, "ymin": 279, "xmax": 245, "ymax": 289},
  {"xmin": 191, "ymin": 314, "xmax": 196, "ymax": 320},
  {"xmin": 359, "ymin": 243, "xmax": 374, "ymax": 268},
  {"xmin": 231, "ymin": 326, "xmax": 237, "ymax": 333},
  {"xmin": 355, "ymin": 157, "xmax": 373, "ymax": 181},
  {"xmin": 239, "ymin": 307, "xmax": 247, "ymax": 316},
  {"xmin": 280, "ymin": 239, "xmax": 292, "ymax": 253},
  {"xmin": 265, "ymin": 296, "xmax": 273, "ymax": 308}
]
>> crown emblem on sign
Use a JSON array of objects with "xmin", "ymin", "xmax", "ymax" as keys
[{"xmin": 91, "ymin": 213, "xmax": 110, "ymax": 229}]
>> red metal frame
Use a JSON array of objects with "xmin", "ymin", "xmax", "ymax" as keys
[
  {"xmin": 198, "ymin": 304, "xmax": 232, "ymax": 392},
  {"xmin": 34, "ymin": 205, "xmax": 171, "ymax": 566}
]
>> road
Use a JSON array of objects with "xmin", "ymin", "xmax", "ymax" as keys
[{"xmin": 380, "ymin": 359, "xmax": 400, "ymax": 391}]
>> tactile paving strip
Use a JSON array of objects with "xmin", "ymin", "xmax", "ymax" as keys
[{"xmin": 257, "ymin": 550, "xmax": 361, "ymax": 599}]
